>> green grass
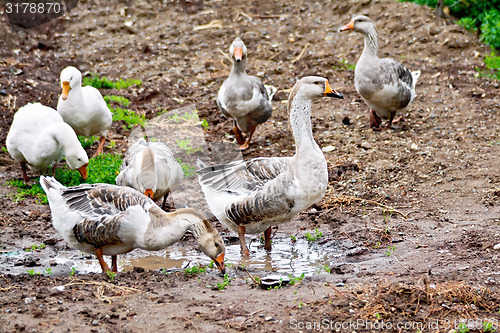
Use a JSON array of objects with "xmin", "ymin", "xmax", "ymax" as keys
[
  {"xmin": 25, "ymin": 243, "xmax": 46, "ymax": 252},
  {"xmin": 305, "ymin": 229, "xmax": 323, "ymax": 243},
  {"xmin": 184, "ymin": 264, "xmax": 207, "ymax": 276},
  {"xmin": 110, "ymin": 106, "xmax": 146, "ymax": 128},
  {"xmin": 6, "ymin": 153, "xmax": 123, "ymax": 204},
  {"xmin": 83, "ymin": 75, "xmax": 142, "ymax": 90},
  {"xmin": 103, "ymin": 95, "xmax": 130, "ymax": 107},
  {"xmin": 176, "ymin": 138, "xmax": 201, "ymax": 154},
  {"xmin": 106, "ymin": 271, "xmax": 117, "ymax": 281},
  {"xmin": 289, "ymin": 273, "xmax": 305, "ymax": 286},
  {"xmin": 78, "ymin": 136, "xmax": 98, "ymax": 150},
  {"xmin": 215, "ymin": 274, "xmax": 231, "ymax": 290},
  {"xmin": 165, "ymin": 109, "xmax": 209, "ymax": 130},
  {"xmin": 176, "ymin": 158, "xmax": 196, "ymax": 178}
]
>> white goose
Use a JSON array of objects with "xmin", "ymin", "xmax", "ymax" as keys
[
  {"xmin": 57, "ymin": 66, "xmax": 113, "ymax": 156},
  {"xmin": 40, "ymin": 176, "xmax": 225, "ymax": 274},
  {"xmin": 116, "ymin": 138, "xmax": 183, "ymax": 209},
  {"xmin": 199, "ymin": 76, "xmax": 343, "ymax": 256},
  {"xmin": 217, "ymin": 37, "xmax": 273, "ymax": 150},
  {"xmin": 340, "ymin": 15, "xmax": 420, "ymax": 130},
  {"xmin": 6, "ymin": 103, "xmax": 88, "ymax": 183}
]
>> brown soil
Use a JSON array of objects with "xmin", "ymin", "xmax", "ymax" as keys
[{"xmin": 1, "ymin": 0, "xmax": 499, "ymax": 332}]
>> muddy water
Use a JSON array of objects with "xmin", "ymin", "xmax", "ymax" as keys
[{"xmin": 1, "ymin": 235, "xmax": 350, "ymax": 277}]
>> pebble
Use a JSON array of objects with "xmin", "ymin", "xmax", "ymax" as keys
[
  {"xmin": 322, "ymin": 145, "xmax": 335, "ymax": 153},
  {"xmin": 360, "ymin": 141, "xmax": 372, "ymax": 149},
  {"xmin": 0, "ymin": 90, "xmax": 7, "ymax": 96},
  {"xmin": 494, "ymin": 243, "xmax": 500, "ymax": 250},
  {"xmin": 91, "ymin": 320, "xmax": 99, "ymax": 326}
]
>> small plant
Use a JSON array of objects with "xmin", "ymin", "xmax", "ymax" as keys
[
  {"xmin": 107, "ymin": 140, "xmax": 117, "ymax": 149},
  {"xmin": 177, "ymin": 159, "xmax": 196, "ymax": 178},
  {"xmin": 184, "ymin": 264, "xmax": 207, "ymax": 276},
  {"xmin": 290, "ymin": 235, "xmax": 297, "ymax": 243},
  {"xmin": 103, "ymin": 95, "xmax": 131, "ymax": 107},
  {"xmin": 25, "ymin": 243, "xmax": 46, "ymax": 252},
  {"xmin": 200, "ymin": 118, "xmax": 209, "ymax": 130},
  {"xmin": 305, "ymin": 229, "xmax": 323, "ymax": 243},
  {"xmin": 176, "ymin": 138, "xmax": 202, "ymax": 154},
  {"xmin": 160, "ymin": 268, "xmax": 168, "ymax": 275},
  {"xmin": 385, "ymin": 245, "xmax": 396, "ymax": 257},
  {"xmin": 215, "ymin": 274, "xmax": 231, "ymax": 290},
  {"xmin": 298, "ymin": 302, "xmax": 304, "ymax": 309},
  {"xmin": 43, "ymin": 268, "xmax": 52, "ymax": 275},
  {"xmin": 289, "ymin": 273, "xmax": 305, "ymax": 286},
  {"xmin": 483, "ymin": 321, "xmax": 495, "ymax": 333},
  {"xmin": 316, "ymin": 264, "xmax": 331, "ymax": 274},
  {"xmin": 26, "ymin": 269, "xmax": 38, "ymax": 276},
  {"xmin": 110, "ymin": 106, "xmax": 146, "ymax": 128},
  {"xmin": 457, "ymin": 322, "xmax": 469, "ymax": 333},
  {"xmin": 457, "ymin": 17, "xmax": 478, "ymax": 32},
  {"xmin": 2, "ymin": 146, "xmax": 8, "ymax": 153},
  {"xmin": 69, "ymin": 266, "xmax": 77, "ymax": 276},
  {"xmin": 6, "ymin": 179, "xmax": 48, "ymax": 204},
  {"xmin": 83, "ymin": 74, "xmax": 142, "ymax": 89},
  {"xmin": 78, "ymin": 136, "xmax": 98, "ymax": 150},
  {"xmin": 106, "ymin": 271, "xmax": 117, "ymax": 281},
  {"xmin": 166, "ymin": 109, "xmax": 208, "ymax": 130}
]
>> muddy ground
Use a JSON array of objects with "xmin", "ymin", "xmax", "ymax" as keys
[{"xmin": 0, "ymin": 0, "xmax": 499, "ymax": 332}]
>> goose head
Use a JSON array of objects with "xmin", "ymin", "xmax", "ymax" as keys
[
  {"xmin": 289, "ymin": 76, "xmax": 344, "ymax": 104},
  {"xmin": 229, "ymin": 37, "xmax": 247, "ymax": 63},
  {"xmin": 60, "ymin": 66, "xmax": 82, "ymax": 101},
  {"xmin": 65, "ymin": 147, "xmax": 89, "ymax": 180},
  {"xmin": 138, "ymin": 170, "xmax": 158, "ymax": 199},
  {"xmin": 339, "ymin": 15, "xmax": 376, "ymax": 35},
  {"xmin": 196, "ymin": 220, "xmax": 226, "ymax": 275}
]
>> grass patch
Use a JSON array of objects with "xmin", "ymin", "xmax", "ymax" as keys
[
  {"xmin": 177, "ymin": 158, "xmax": 196, "ymax": 178},
  {"xmin": 164, "ymin": 109, "xmax": 209, "ymax": 130},
  {"xmin": 176, "ymin": 138, "xmax": 202, "ymax": 155},
  {"xmin": 5, "ymin": 153, "xmax": 123, "ymax": 204},
  {"xmin": 103, "ymin": 95, "xmax": 130, "ymax": 107},
  {"xmin": 78, "ymin": 136, "xmax": 98, "ymax": 150},
  {"xmin": 110, "ymin": 106, "xmax": 146, "ymax": 128},
  {"xmin": 83, "ymin": 75, "xmax": 142, "ymax": 90}
]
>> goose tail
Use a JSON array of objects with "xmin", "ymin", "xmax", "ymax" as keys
[
  {"xmin": 39, "ymin": 176, "xmax": 65, "ymax": 194},
  {"xmin": 411, "ymin": 70, "xmax": 421, "ymax": 90}
]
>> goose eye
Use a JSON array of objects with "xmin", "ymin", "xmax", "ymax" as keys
[
  {"xmin": 314, "ymin": 81, "xmax": 321, "ymax": 85},
  {"xmin": 215, "ymin": 243, "xmax": 220, "ymax": 248}
]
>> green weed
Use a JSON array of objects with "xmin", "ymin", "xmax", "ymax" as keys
[
  {"xmin": 69, "ymin": 266, "xmax": 77, "ymax": 276},
  {"xmin": 6, "ymin": 179, "xmax": 48, "ymax": 204},
  {"xmin": 289, "ymin": 273, "xmax": 305, "ymax": 286},
  {"xmin": 110, "ymin": 106, "xmax": 146, "ymax": 128},
  {"xmin": 483, "ymin": 321, "xmax": 495, "ymax": 332},
  {"xmin": 25, "ymin": 243, "xmax": 46, "ymax": 252},
  {"xmin": 305, "ymin": 229, "xmax": 323, "ymax": 243},
  {"xmin": 106, "ymin": 271, "xmax": 117, "ymax": 281},
  {"xmin": 83, "ymin": 75, "xmax": 142, "ymax": 89},
  {"xmin": 184, "ymin": 264, "xmax": 207, "ymax": 276},
  {"xmin": 457, "ymin": 322, "xmax": 469, "ymax": 333},
  {"xmin": 103, "ymin": 95, "xmax": 131, "ymax": 107},
  {"xmin": 385, "ymin": 245, "xmax": 396, "ymax": 257},
  {"xmin": 316, "ymin": 264, "xmax": 331, "ymax": 274},
  {"xmin": 176, "ymin": 158, "xmax": 196, "ymax": 178},
  {"xmin": 2, "ymin": 146, "xmax": 8, "ymax": 153},
  {"xmin": 78, "ymin": 135, "xmax": 98, "ymax": 150},
  {"xmin": 215, "ymin": 274, "xmax": 231, "ymax": 290},
  {"xmin": 176, "ymin": 138, "xmax": 202, "ymax": 154}
]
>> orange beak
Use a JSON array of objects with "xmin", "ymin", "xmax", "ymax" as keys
[
  {"xmin": 324, "ymin": 81, "xmax": 344, "ymax": 99},
  {"xmin": 78, "ymin": 163, "xmax": 88, "ymax": 180},
  {"xmin": 233, "ymin": 47, "xmax": 243, "ymax": 61},
  {"xmin": 340, "ymin": 19, "xmax": 355, "ymax": 32},
  {"xmin": 61, "ymin": 81, "xmax": 70, "ymax": 100},
  {"xmin": 144, "ymin": 189, "xmax": 154, "ymax": 199},
  {"xmin": 213, "ymin": 252, "xmax": 225, "ymax": 275}
]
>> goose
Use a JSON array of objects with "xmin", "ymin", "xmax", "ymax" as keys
[
  {"xmin": 57, "ymin": 66, "xmax": 113, "ymax": 156},
  {"xmin": 340, "ymin": 15, "xmax": 420, "ymax": 130},
  {"xmin": 40, "ymin": 176, "xmax": 225, "ymax": 274},
  {"xmin": 116, "ymin": 138, "xmax": 183, "ymax": 209},
  {"xmin": 217, "ymin": 37, "xmax": 273, "ymax": 150},
  {"xmin": 199, "ymin": 76, "xmax": 343, "ymax": 256},
  {"xmin": 6, "ymin": 103, "xmax": 88, "ymax": 183}
]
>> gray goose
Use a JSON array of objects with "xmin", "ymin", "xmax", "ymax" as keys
[
  {"xmin": 40, "ymin": 176, "xmax": 225, "ymax": 274},
  {"xmin": 116, "ymin": 138, "xmax": 183, "ymax": 210},
  {"xmin": 340, "ymin": 15, "xmax": 420, "ymax": 130},
  {"xmin": 199, "ymin": 76, "xmax": 343, "ymax": 256},
  {"xmin": 217, "ymin": 37, "xmax": 273, "ymax": 150}
]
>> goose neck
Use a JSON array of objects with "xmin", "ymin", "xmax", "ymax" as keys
[
  {"xmin": 362, "ymin": 29, "xmax": 378, "ymax": 58},
  {"xmin": 230, "ymin": 60, "xmax": 246, "ymax": 76},
  {"xmin": 289, "ymin": 95, "xmax": 319, "ymax": 153}
]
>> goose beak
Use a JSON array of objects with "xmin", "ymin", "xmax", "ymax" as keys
[
  {"xmin": 144, "ymin": 189, "xmax": 154, "ymax": 199},
  {"xmin": 78, "ymin": 163, "xmax": 88, "ymax": 180},
  {"xmin": 233, "ymin": 47, "xmax": 243, "ymax": 61},
  {"xmin": 61, "ymin": 81, "xmax": 71, "ymax": 100},
  {"xmin": 324, "ymin": 81, "xmax": 343, "ymax": 99},
  {"xmin": 213, "ymin": 252, "xmax": 225, "ymax": 275},
  {"xmin": 340, "ymin": 19, "xmax": 354, "ymax": 32}
]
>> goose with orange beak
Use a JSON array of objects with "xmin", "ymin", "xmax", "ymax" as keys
[
  {"xmin": 57, "ymin": 66, "xmax": 113, "ymax": 157},
  {"xmin": 200, "ymin": 76, "xmax": 343, "ymax": 257},
  {"xmin": 340, "ymin": 16, "xmax": 420, "ymax": 130},
  {"xmin": 116, "ymin": 138, "xmax": 183, "ymax": 210},
  {"xmin": 40, "ymin": 176, "xmax": 226, "ymax": 275},
  {"xmin": 6, "ymin": 103, "xmax": 88, "ymax": 183},
  {"xmin": 216, "ymin": 37, "xmax": 273, "ymax": 150}
]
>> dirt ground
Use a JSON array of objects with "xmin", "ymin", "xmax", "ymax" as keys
[{"xmin": 0, "ymin": 0, "xmax": 499, "ymax": 332}]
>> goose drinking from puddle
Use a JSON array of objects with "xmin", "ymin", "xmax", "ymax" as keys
[
  {"xmin": 40, "ymin": 176, "xmax": 225, "ymax": 274},
  {"xmin": 57, "ymin": 66, "xmax": 113, "ymax": 156},
  {"xmin": 6, "ymin": 103, "xmax": 88, "ymax": 183},
  {"xmin": 217, "ymin": 37, "xmax": 273, "ymax": 150},
  {"xmin": 340, "ymin": 15, "xmax": 420, "ymax": 130},
  {"xmin": 116, "ymin": 138, "xmax": 183, "ymax": 210},
  {"xmin": 199, "ymin": 76, "xmax": 343, "ymax": 256}
]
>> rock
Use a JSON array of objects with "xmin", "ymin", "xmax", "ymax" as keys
[
  {"xmin": 322, "ymin": 145, "xmax": 335, "ymax": 153},
  {"xmin": 360, "ymin": 141, "xmax": 372, "ymax": 149},
  {"xmin": 494, "ymin": 243, "xmax": 500, "ymax": 250}
]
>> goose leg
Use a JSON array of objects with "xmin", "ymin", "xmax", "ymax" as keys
[
  {"xmin": 95, "ymin": 248, "xmax": 111, "ymax": 272},
  {"xmin": 92, "ymin": 136, "xmax": 107, "ymax": 157},
  {"xmin": 369, "ymin": 109, "xmax": 382, "ymax": 131},
  {"xmin": 161, "ymin": 192, "xmax": 170, "ymax": 211},
  {"xmin": 238, "ymin": 225, "xmax": 250, "ymax": 257},
  {"xmin": 233, "ymin": 121, "xmax": 245, "ymax": 145},
  {"xmin": 239, "ymin": 125, "xmax": 256, "ymax": 151},
  {"xmin": 20, "ymin": 162, "xmax": 30, "ymax": 183},
  {"xmin": 385, "ymin": 111, "xmax": 397, "ymax": 130},
  {"xmin": 111, "ymin": 255, "xmax": 118, "ymax": 272},
  {"xmin": 263, "ymin": 227, "xmax": 272, "ymax": 251}
]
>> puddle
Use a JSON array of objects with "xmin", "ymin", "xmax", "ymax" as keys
[{"xmin": 0, "ymin": 235, "xmax": 352, "ymax": 277}]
